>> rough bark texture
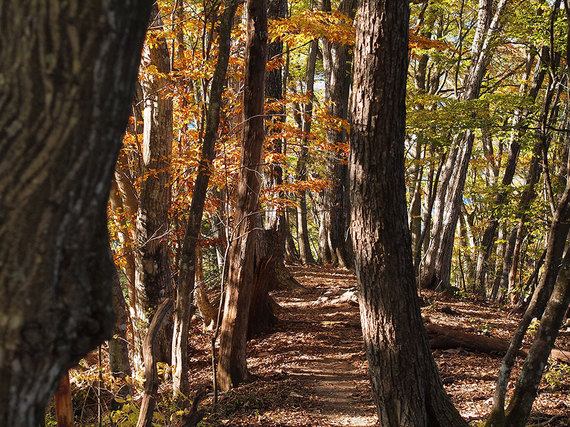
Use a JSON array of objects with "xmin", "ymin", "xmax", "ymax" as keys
[
  {"xmin": 0, "ymin": 1, "xmax": 151, "ymax": 425},
  {"xmin": 217, "ymin": 0, "xmax": 268, "ymax": 391},
  {"xmin": 134, "ymin": 4, "xmax": 174, "ymax": 368},
  {"xmin": 349, "ymin": 0, "xmax": 466, "ymax": 425},
  {"xmin": 171, "ymin": 0, "xmax": 239, "ymax": 398}
]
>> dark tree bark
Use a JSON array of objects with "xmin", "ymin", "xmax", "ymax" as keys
[
  {"xmin": 264, "ymin": 0, "xmax": 301, "ymax": 290},
  {"xmin": 109, "ymin": 269, "xmax": 132, "ymax": 398},
  {"xmin": 217, "ymin": 0, "xmax": 268, "ymax": 391},
  {"xmin": 171, "ymin": 0, "xmax": 239, "ymax": 399},
  {"xmin": 349, "ymin": 0, "xmax": 466, "ymax": 424},
  {"xmin": 0, "ymin": 1, "xmax": 152, "ymax": 425}
]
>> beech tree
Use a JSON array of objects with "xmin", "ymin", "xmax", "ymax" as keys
[
  {"xmin": 349, "ymin": 0, "xmax": 467, "ymax": 424},
  {"xmin": 0, "ymin": 0, "xmax": 151, "ymax": 425},
  {"xmin": 419, "ymin": 0, "xmax": 509, "ymax": 291}
]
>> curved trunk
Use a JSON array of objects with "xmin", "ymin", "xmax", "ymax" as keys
[{"xmin": 0, "ymin": 1, "xmax": 151, "ymax": 424}]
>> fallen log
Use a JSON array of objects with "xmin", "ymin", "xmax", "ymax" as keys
[{"xmin": 425, "ymin": 323, "xmax": 569, "ymax": 363}]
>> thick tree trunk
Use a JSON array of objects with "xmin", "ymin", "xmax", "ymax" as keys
[
  {"xmin": 217, "ymin": 0, "xmax": 268, "ymax": 391},
  {"xmin": 0, "ymin": 1, "xmax": 151, "ymax": 425},
  {"xmin": 134, "ymin": 4, "xmax": 174, "ymax": 368},
  {"xmin": 295, "ymin": 39, "xmax": 318, "ymax": 265},
  {"xmin": 171, "ymin": 0, "xmax": 239, "ymax": 398},
  {"xmin": 349, "ymin": 0, "xmax": 466, "ymax": 424},
  {"xmin": 420, "ymin": 0, "xmax": 509, "ymax": 291}
]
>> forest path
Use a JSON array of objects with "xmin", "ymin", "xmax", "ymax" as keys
[
  {"xmin": 200, "ymin": 265, "xmax": 570, "ymax": 425},
  {"xmin": 276, "ymin": 266, "xmax": 378, "ymax": 426}
]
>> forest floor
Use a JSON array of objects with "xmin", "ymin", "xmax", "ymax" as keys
[
  {"xmin": 187, "ymin": 265, "xmax": 570, "ymax": 426},
  {"xmin": 70, "ymin": 265, "xmax": 570, "ymax": 426}
]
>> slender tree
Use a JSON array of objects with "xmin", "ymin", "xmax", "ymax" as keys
[
  {"xmin": 420, "ymin": 0, "xmax": 509, "ymax": 291},
  {"xmin": 295, "ymin": 39, "xmax": 318, "ymax": 265},
  {"xmin": 217, "ymin": 0, "xmax": 268, "ymax": 390},
  {"xmin": 171, "ymin": 0, "xmax": 240, "ymax": 398}
]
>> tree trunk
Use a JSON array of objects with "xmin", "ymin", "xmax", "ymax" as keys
[
  {"xmin": 487, "ymin": 157, "xmax": 570, "ymax": 425},
  {"xmin": 318, "ymin": 0, "xmax": 354, "ymax": 268},
  {"xmin": 54, "ymin": 372, "xmax": 73, "ymax": 427},
  {"xmin": 0, "ymin": 1, "xmax": 151, "ymax": 425},
  {"xmin": 264, "ymin": 0, "xmax": 301, "ymax": 290},
  {"xmin": 420, "ymin": 0, "xmax": 509, "ymax": 291},
  {"xmin": 349, "ymin": 0, "xmax": 466, "ymax": 424},
  {"xmin": 136, "ymin": 299, "xmax": 173, "ymax": 427},
  {"xmin": 505, "ymin": 71, "xmax": 560, "ymax": 302},
  {"xmin": 134, "ymin": 4, "xmax": 174, "ymax": 368},
  {"xmin": 502, "ymin": 251, "xmax": 570, "ymax": 426},
  {"xmin": 109, "ymin": 270, "xmax": 132, "ymax": 398},
  {"xmin": 474, "ymin": 48, "xmax": 547, "ymax": 294},
  {"xmin": 295, "ymin": 39, "xmax": 318, "ymax": 265},
  {"xmin": 217, "ymin": 0, "xmax": 268, "ymax": 391},
  {"xmin": 171, "ymin": 0, "xmax": 239, "ymax": 398}
]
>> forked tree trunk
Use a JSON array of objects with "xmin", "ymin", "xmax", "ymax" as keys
[
  {"xmin": 134, "ymin": 4, "xmax": 174, "ymax": 368},
  {"xmin": 0, "ymin": 1, "xmax": 151, "ymax": 425},
  {"xmin": 217, "ymin": 0, "xmax": 268, "ymax": 391},
  {"xmin": 349, "ymin": 0, "xmax": 466, "ymax": 424},
  {"xmin": 420, "ymin": 0, "xmax": 509, "ymax": 291},
  {"xmin": 171, "ymin": 0, "xmax": 239, "ymax": 398}
]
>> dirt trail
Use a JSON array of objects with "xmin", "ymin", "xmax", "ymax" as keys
[
  {"xmin": 279, "ymin": 266, "xmax": 378, "ymax": 426},
  {"xmin": 199, "ymin": 265, "xmax": 570, "ymax": 425}
]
